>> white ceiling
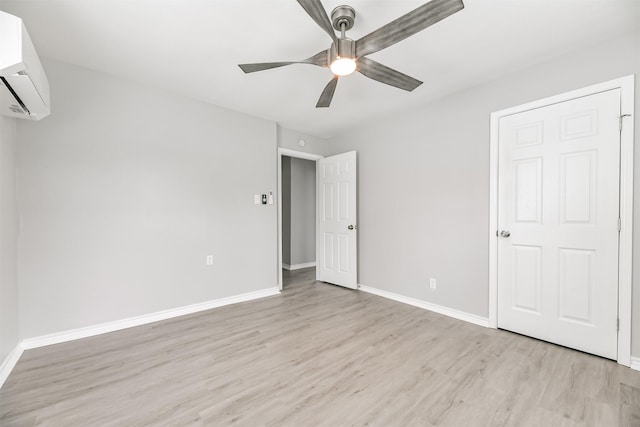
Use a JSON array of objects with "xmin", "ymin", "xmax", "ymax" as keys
[{"xmin": 1, "ymin": 0, "xmax": 638, "ymax": 137}]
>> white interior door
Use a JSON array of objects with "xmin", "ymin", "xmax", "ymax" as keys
[
  {"xmin": 317, "ymin": 151, "xmax": 357, "ymax": 289},
  {"xmin": 497, "ymin": 89, "xmax": 621, "ymax": 359}
]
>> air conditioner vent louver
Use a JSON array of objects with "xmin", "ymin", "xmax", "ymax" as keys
[{"xmin": 9, "ymin": 105, "xmax": 26, "ymax": 114}]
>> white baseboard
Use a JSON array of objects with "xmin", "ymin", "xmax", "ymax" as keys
[
  {"xmin": 282, "ymin": 262, "xmax": 316, "ymax": 271},
  {"xmin": 0, "ymin": 343, "xmax": 24, "ymax": 389},
  {"xmin": 359, "ymin": 284, "xmax": 489, "ymax": 328},
  {"xmin": 22, "ymin": 287, "xmax": 280, "ymax": 350},
  {"xmin": 631, "ymin": 357, "xmax": 640, "ymax": 371}
]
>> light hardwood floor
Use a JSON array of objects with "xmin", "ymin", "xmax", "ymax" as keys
[{"xmin": 2, "ymin": 268, "xmax": 640, "ymax": 426}]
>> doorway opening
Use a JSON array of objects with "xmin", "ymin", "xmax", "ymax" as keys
[{"xmin": 277, "ymin": 148, "xmax": 323, "ymax": 290}]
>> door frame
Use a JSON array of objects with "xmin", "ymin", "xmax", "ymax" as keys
[
  {"xmin": 488, "ymin": 75, "xmax": 635, "ymax": 366},
  {"xmin": 277, "ymin": 148, "xmax": 324, "ymax": 291}
]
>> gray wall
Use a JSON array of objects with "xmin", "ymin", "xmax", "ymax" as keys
[
  {"xmin": 289, "ymin": 157, "xmax": 316, "ymax": 266},
  {"xmin": 0, "ymin": 115, "xmax": 19, "ymax": 363},
  {"xmin": 282, "ymin": 156, "xmax": 291, "ymax": 265},
  {"xmin": 16, "ymin": 59, "xmax": 278, "ymax": 339},
  {"xmin": 326, "ymin": 30, "xmax": 640, "ymax": 354}
]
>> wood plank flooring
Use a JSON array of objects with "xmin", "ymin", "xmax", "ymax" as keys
[{"xmin": 1, "ymin": 267, "xmax": 639, "ymax": 426}]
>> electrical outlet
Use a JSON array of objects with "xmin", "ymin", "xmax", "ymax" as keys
[
  {"xmin": 206, "ymin": 255, "xmax": 214, "ymax": 266},
  {"xmin": 429, "ymin": 278, "xmax": 437, "ymax": 290}
]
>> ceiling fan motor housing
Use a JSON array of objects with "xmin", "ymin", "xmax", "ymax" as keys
[{"xmin": 329, "ymin": 38, "xmax": 356, "ymax": 65}]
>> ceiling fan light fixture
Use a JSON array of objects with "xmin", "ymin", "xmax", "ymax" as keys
[
  {"xmin": 329, "ymin": 36, "xmax": 356, "ymax": 76},
  {"xmin": 330, "ymin": 57, "xmax": 356, "ymax": 76}
]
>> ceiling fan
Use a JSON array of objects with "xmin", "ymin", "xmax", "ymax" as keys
[{"xmin": 238, "ymin": 0, "xmax": 464, "ymax": 108}]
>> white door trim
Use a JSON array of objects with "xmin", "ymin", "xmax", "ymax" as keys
[
  {"xmin": 277, "ymin": 148, "xmax": 324, "ymax": 290},
  {"xmin": 488, "ymin": 75, "xmax": 635, "ymax": 366}
]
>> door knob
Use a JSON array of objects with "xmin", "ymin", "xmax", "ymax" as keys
[
  {"xmin": 348, "ymin": 225, "xmax": 357, "ymax": 230},
  {"xmin": 500, "ymin": 230, "xmax": 511, "ymax": 238}
]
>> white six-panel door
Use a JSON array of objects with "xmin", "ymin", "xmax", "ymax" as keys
[
  {"xmin": 317, "ymin": 151, "xmax": 357, "ymax": 289},
  {"xmin": 497, "ymin": 89, "xmax": 620, "ymax": 359}
]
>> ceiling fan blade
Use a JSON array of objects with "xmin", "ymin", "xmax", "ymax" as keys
[
  {"xmin": 305, "ymin": 49, "xmax": 330, "ymax": 67},
  {"xmin": 297, "ymin": 0, "xmax": 338, "ymax": 43},
  {"xmin": 357, "ymin": 57, "xmax": 422, "ymax": 91},
  {"xmin": 238, "ymin": 62, "xmax": 296, "ymax": 73},
  {"xmin": 355, "ymin": 0, "xmax": 464, "ymax": 58},
  {"xmin": 239, "ymin": 50, "xmax": 328, "ymax": 73},
  {"xmin": 316, "ymin": 76, "xmax": 339, "ymax": 108}
]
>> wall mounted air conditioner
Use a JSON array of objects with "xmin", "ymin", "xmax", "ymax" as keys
[{"xmin": 0, "ymin": 10, "xmax": 50, "ymax": 120}]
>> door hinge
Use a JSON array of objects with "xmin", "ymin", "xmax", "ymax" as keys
[
  {"xmin": 618, "ymin": 218, "xmax": 621, "ymax": 232},
  {"xmin": 620, "ymin": 114, "xmax": 631, "ymax": 131},
  {"xmin": 617, "ymin": 318, "xmax": 620, "ymax": 331}
]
